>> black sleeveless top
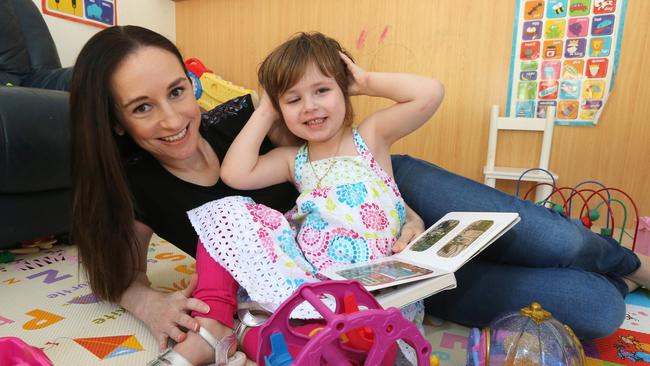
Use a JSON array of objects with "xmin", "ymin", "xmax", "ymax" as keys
[{"xmin": 124, "ymin": 95, "xmax": 298, "ymax": 256}]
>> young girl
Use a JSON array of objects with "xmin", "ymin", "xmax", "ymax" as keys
[{"xmin": 186, "ymin": 31, "xmax": 443, "ymax": 360}]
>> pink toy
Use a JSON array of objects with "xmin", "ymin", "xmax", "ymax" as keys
[
  {"xmin": 257, "ymin": 280, "xmax": 431, "ymax": 365},
  {"xmin": 635, "ymin": 217, "xmax": 650, "ymax": 256},
  {"xmin": 0, "ymin": 337, "xmax": 53, "ymax": 366}
]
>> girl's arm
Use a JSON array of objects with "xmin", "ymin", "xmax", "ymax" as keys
[
  {"xmin": 221, "ymin": 93, "xmax": 296, "ymax": 190},
  {"xmin": 343, "ymin": 53, "xmax": 444, "ymax": 147},
  {"xmin": 119, "ymin": 221, "xmax": 210, "ymax": 351}
]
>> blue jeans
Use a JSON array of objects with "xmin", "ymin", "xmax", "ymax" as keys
[{"xmin": 391, "ymin": 155, "xmax": 640, "ymax": 340}]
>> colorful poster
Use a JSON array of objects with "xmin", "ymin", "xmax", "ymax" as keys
[
  {"xmin": 42, "ymin": 0, "xmax": 117, "ymax": 29},
  {"xmin": 506, "ymin": 0, "xmax": 627, "ymax": 126}
]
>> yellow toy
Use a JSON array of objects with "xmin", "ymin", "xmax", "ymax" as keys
[
  {"xmin": 184, "ymin": 58, "xmax": 257, "ymax": 111},
  {"xmin": 197, "ymin": 72, "xmax": 256, "ymax": 110}
]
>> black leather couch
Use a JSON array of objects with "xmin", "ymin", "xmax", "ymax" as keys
[{"xmin": 1, "ymin": 0, "xmax": 73, "ymax": 248}]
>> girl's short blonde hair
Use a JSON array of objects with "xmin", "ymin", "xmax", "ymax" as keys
[{"xmin": 258, "ymin": 32, "xmax": 355, "ymax": 126}]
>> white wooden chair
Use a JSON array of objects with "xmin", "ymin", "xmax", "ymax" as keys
[{"xmin": 483, "ymin": 105, "xmax": 558, "ymax": 203}]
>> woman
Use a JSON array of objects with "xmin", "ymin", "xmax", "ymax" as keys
[
  {"xmin": 71, "ymin": 25, "xmax": 649, "ymax": 364},
  {"xmin": 70, "ymin": 25, "xmax": 424, "ymax": 364}
]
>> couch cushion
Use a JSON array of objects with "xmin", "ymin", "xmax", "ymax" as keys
[
  {"xmin": 0, "ymin": 0, "xmax": 31, "ymax": 86},
  {"xmin": 22, "ymin": 67, "xmax": 73, "ymax": 91},
  {"xmin": 12, "ymin": 0, "xmax": 63, "ymax": 72},
  {"xmin": 0, "ymin": 87, "xmax": 70, "ymax": 193},
  {"xmin": 0, "ymin": 190, "xmax": 70, "ymax": 247}
]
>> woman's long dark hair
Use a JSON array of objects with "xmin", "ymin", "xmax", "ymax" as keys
[{"xmin": 70, "ymin": 25, "xmax": 186, "ymax": 302}]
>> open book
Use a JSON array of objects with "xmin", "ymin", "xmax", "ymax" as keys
[{"xmin": 322, "ymin": 212, "xmax": 521, "ymax": 308}]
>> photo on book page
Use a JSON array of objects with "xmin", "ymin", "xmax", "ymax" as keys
[
  {"xmin": 410, "ymin": 219, "xmax": 460, "ymax": 252},
  {"xmin": 436, "ymin": 220, "xmax": 494, "ymax": 258},
  {"xmin": 334, "ymin": 259, "xmax": 434, "ymax": 287}
]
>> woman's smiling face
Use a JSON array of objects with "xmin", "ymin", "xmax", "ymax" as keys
[{"xmin": 111, "ymin": 46, "xmax": 202, "ymax": 164}]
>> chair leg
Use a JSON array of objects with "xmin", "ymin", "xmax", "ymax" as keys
[
  {"xmin": 534, "ymin": 185, "xmax": 553, "ymax": 205},
  {"xmin": 485, "ymin": 177, "xmax": 496, "ymax": 188}
]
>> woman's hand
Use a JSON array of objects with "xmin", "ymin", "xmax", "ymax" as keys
[
  {"xmin": 136, "ymin": 274, "xmax": 211, "ymax": 351},
  {"xmin": 392, "ymin": 203, "xmax": 425, "ymax": 252},
  {"xmin": 121, "ymin": 222, "xmax": 210, "ymax": 351},
  {"xmin": 339, "ymin": 52, "xmax": 368, "ymax": 96}
]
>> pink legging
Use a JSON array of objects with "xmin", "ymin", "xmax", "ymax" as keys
[
  {"xmin": 192, "ymin": 241, "xmax": 263, "ymax": 359},
  {"xmin": 191, "ymin": 241, "xmax": 238, "ymax": 328}
]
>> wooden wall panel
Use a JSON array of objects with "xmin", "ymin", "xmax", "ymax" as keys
[{"xmin": 176, "ymin": 0, "xmax": 650, "ymax": 219}]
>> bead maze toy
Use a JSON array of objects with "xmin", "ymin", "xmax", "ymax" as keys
[
  {"xmin": 184, "ymin": 58, "xmax": 256, "ymax": 111},
  {"xmin": 257, "ymin": 280, "xmax": 433, "ymax": 365},
  {"xmin": 515, "ymin": 168, "xmax": 641, "ymax": 250}
]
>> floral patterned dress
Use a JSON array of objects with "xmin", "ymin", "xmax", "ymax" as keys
[
  {"xmin": 188, "ymin": 129, "xmax": 413, "ymax": 316},
  {"xmin": 288, "ymin": 128, "xmax": 406, "ymax": 272}
]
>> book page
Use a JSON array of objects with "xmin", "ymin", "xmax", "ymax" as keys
[
  {"xmin": 322, "ymin": 212, "xmax": 519, "ymax": 291},
  {"xmin": 326, "ymin": 256, "xmax": 447, "ymax": 291},
  {"xmin": 394, "ymin": 212, "xmax": 520, "ymax": 273},
  {"xmin": 334, "ymin": 259, "xmax": 435, "ymax": 287}
]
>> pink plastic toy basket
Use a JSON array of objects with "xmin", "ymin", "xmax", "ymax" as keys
[{"xmin": 0, "ymin": 337, "xmax": 53, "ymax": 366}]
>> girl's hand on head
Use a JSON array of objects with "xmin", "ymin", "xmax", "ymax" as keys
[
  {"xmin": 261, "ymin": 90, "xmax": 301, "ymax": 146},
  {"xmin": 255, "ymin": 91, "xmax": 281, "ymax": 131},
  {"xmin": 141, "ymin": 274, "xmax": 210, "ymax": 351},
  {"xmin": 257, "ymin": 91, "xmax": 279, "ymax": 119},
  {"xmin": 339, "ymin": 52, "xmax": 367, "ymax": 96}
]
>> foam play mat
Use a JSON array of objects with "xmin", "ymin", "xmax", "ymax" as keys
[
  {"xmin": 1, "ymin": 235, "xmax": 649, "ymax": 365},
  {"xmin": 0, "ymin": 237, "xmax": 189, "ymax": 365}
]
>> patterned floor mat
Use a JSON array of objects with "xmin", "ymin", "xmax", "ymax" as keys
[{"xmin": 1, "ymin": 235, "xmax": 648, "ymax": 365}]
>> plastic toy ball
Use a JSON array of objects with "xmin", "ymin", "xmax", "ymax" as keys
[{"xmin": 467, "ymin": 302, "xmax": 585, "ymax": 366}]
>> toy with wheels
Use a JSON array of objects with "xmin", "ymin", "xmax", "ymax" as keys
[
  {"xmin": 467, "ymin": 302, "xmax": 585, "ymax": 366},
  {"xmin": 184, "ymin": 57, "xmax": 256, "ymax": 111},
  {"xmin": 184, "ymin": 58, "xmax": 212, "ymax": 99},
  {"xmin": 257, "ymin": 280, "xmax": 432, "ymax": 365}
]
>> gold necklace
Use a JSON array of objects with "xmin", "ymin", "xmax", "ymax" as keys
[
  {"xmin": 308, "ymin": 150, "xmax": 337, "ymax": 188},
  {"xmin": 307, "ymin": 132, "xmax": 344, "ymax": 188}
]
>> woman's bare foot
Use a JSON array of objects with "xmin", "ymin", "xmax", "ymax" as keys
[
  {"xmin": 625, "ymin": 253, "xmax": 650, "ymax": 290},
  {"xmin": 172, "ymin": 317, "xmax": 235, "ymax": 365}
]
